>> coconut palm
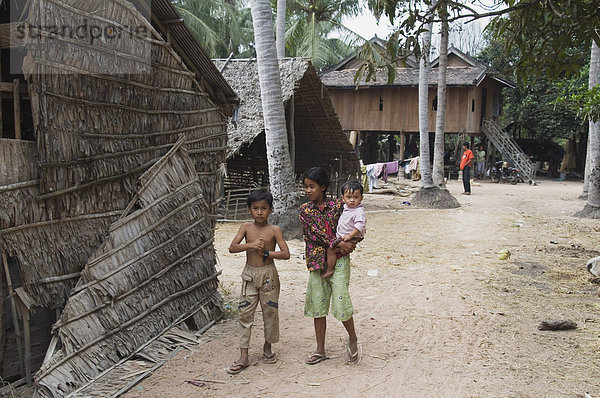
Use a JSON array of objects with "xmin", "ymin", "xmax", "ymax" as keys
[
  {"xmin": 249, "ymin": 0, "xmax": 298, "ymax": 215},
  {"xmin": 276, "ymin": 0, "xmax": 286, "ymax": 58},
  {"xmin": 285, "ymin": 0, "xmax": 361, "ymax": 70},
  {"xmin": 172, "ymin": 0, "xmax": 254, "ymax": 58},
  {"xmin": 418, "ymin": 9, "xmax": 435, "ymax": 189},
  {"xmin": 432, "ymin": 2, "xmax": 449, "ymax": 187},
  {"xmin": 576, "ymin": 41, "xmax": 600, "ymax": 216}
]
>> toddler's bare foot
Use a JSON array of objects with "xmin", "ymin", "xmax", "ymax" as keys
[{"xmin": 320, "ymin": 269, "xmax": 334, "ymax": 278}]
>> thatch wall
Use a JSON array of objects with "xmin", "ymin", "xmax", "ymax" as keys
[
  {"xmin": 0, "ymin": 0, "xmax": 228, "ymax": 308},
  {"xmin": 213, "ymin": 58, "xmax": 359, "ymax": 189},
  {"xmin": 0, "ymin": 139, "xmax": 39, "ymax": 229},
  {"xmin": 35, "ymin": 140, "xmax": 222, "ymax": 397}
]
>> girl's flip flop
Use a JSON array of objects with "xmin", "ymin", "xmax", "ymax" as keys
[
  {"xmin": 305, "ymin": 352, "xmax": 327, "ymax": 365},
  {"xmin": 347, "ymin": 343, "xmax": 362, "ymax": 365}
]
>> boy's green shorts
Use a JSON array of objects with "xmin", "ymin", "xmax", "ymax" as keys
[{"xmin": 304, "ymin": 255, "xmax": 353, "ymax": 322}]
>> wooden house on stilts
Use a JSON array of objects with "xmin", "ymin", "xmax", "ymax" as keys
[
  {"xmin": 213, "ymin": 58, "xmax": 359, "ymax": 220},
  {"xmin": 0, "ymin": 0, "xmax": 237, "ymax": 395},
  {"xmin": 321, "ymin": 46, "xmax": 515, "ymax": 165}
]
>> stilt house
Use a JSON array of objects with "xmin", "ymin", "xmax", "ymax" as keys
[
  {"xmin": 0, "ymin": 0, "xmax": 237, "ymax": 395},
  {"xmin": 321, "ymin": 46, "xmax": 515, "ymax": 162}
]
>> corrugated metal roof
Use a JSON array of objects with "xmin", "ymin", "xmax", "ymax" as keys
[{"xmin": 321, "ymin": 66, "xmax": 488, "ymax": 88}]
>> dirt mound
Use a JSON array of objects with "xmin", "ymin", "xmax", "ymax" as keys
[{"xmin": 411, "ymin": 186, "xmax": 460, "ymax": 208}]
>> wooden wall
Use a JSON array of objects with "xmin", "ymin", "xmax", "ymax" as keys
[{"xmin": 329, "ymin": 79, "xmax": 505, "ymax": 134}]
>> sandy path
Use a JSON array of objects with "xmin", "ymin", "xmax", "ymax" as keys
[{"xmin": 124, "ymin": 177, "xmax": 600, "ymax": 398}]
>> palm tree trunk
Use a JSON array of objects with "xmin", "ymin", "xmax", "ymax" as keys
[
  {"xmin": 418, "ymin": 10, "xmax": 435, "ymax": 189},
  {"xmin": 250, "ymin": 0, "xmax": 297, "ymax": 214},
  {"xmin": 432, "ymin": 3, "xmax": 449, "ymax": 187},
  {"xmin": 585, "ymin": 41, "xmax": 600, "ymax": 208},
  {"xmin": 276, "ymin": 0, "xmax": 286, "ymax": 58}
]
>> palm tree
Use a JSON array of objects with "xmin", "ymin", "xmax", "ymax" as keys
[
  {"xmin": 172, "ymin": 0, "xmax": 254, "ymax": 58},
  {"xmin": 276, "ymin": 0, "xmax": 286, "ymax": 58},
  {"xmin": 432, "ymin": 2, "xmax": 448, "ymax": 187},
  {"xmin": 575, "ymin": 41, "xmax": 600, "ymax": 218},
  {"xmin": 249, "ymin": 0, "xmax": 298, "ymax": 215},
  {"xmin": 417, "ymin": 10, "xmax": 435, "ymax": 189},
  {"xmin": 285, "ymin": 0, "xmax": 361, "ymax": 70}
]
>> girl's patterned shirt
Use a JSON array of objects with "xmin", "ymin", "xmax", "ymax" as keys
[{"xmin": 298, "ymin": 198, "xmax": 344, "ymax": 271}]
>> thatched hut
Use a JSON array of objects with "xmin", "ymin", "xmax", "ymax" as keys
[
  {"xmin": 213, "ymin": 58, "xmax": 359, "ymax": 210},
  {"xmin": 0, "ymin": 0, "xmax": 236, "ymax": 394}
]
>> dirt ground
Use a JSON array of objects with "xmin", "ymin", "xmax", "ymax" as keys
[{"xmin": 124, "ymin": 176, "xmax": 600, "ymax": 398}]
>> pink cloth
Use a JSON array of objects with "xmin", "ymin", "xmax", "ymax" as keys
[
  {"xmin": 384, "ymin": 161, "xmax": 399, "ymax": 174},
  {"xmin": 373, "ymin": 163, "xmax": 384, "ymax": 178},
  {"xmin": 336, "ymin": 203, "xmax": 367, "ymax": 238}
]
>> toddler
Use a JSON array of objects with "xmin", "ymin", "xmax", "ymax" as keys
[{"xmin": 322, "ymin": 180, "xmax": 366, "ymax": 278}]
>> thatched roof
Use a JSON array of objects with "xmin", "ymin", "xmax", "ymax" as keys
[
  {"xmin": 132, "ymin": 0, "xmax": 238, "ymax": 113},
  {"xmin": 213, "ymin": 58, "xmax": 359, "ymax": 176}
]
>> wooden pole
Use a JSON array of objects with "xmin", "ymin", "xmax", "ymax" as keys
[
  {"xmin": 400, "ymin": 132, "xmax": 406, "ymax": 161},
  {"xmin": 349, "ymin": 130, "xmax": 358, "ymax": 149},
  {"xmin": 13, "ymin": 79, "xmax": 21, "ymax": 140},
  {"xmin": 0, "ymin": 50, "xmax": 3, "ymax": 138},
  {"xmin": 289, "ymin": 94, "xmax": 295, "ymax": 172},
  {"xmin": 0, "ymin": 260, "xmax": 5, "ymax": 374},
  {"xmin": 1, "ymin": 250, "xmax": 25, "ymax": 378},
  {"xmin": 17, "ymin": 300, "xmax": 31, "ymax": 385}
]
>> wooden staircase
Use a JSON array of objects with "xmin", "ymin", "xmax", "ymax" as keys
[{"xmin": 481, "ymin": 119, "xmax": 536, "ymax": 183}]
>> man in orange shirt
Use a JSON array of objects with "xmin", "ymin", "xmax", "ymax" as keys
[{"xmin": 460, "ymin": 142, "xmax": 474, "ymax": 195}]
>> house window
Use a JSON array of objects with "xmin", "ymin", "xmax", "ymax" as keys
[
  {"xmin": 492, "ymin": 91, "xmax": 501, "ymax": 117},
  {"xmin": 379, "ymin": 97, "xmax": 384, "ymax": 111},
  {"xmin": 432, "ymin": 96, "xmax": 437, "ymax": 111},
  {"xmin": 471, "ymin": 99, "xmax": 475, "ymax": 112}
]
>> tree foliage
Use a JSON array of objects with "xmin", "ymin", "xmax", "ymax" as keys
[
  {"xmin": 477, "ymin": 33, "xmax": 589, "ymax": 141},
  {"xmin": 284, "ymin": 0, "xmax": 362, "ymax": 70},
  {"xmin": 172, "ymin": 0, "xmax": 254, "ymax": 58}
]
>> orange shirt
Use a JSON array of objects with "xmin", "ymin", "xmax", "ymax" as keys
[{"xmin": 460, "ymin": 149, "xmax": 473, "ymax": 170}]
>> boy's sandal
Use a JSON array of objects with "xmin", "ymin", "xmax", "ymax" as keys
[
  {"xmin": 262, "ymin": 353, "xmax": 276, "ymax": 364},
  {"xmin": 305, "ymin": 352, "xmax": 327, "ymax": 365},
  {"xmin": 226, "ymin": 362, "xmax": 249, "ymax": 375}
]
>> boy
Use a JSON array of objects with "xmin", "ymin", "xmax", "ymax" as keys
[
  {"xmin": 322, "ymin": 180, "xmax": 367, "ymax": 278},
  {"xmin": 227, "ymin": 190, "xmax": 290, "ymax": 375}
]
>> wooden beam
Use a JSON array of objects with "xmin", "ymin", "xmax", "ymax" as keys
[
  {"xmin": 1, "ymin": 251, "xmax": 25, "ymax": 379},
  {"xmin": 289, "ymin": 94, "xmax": 295, "ymax": 171},
  {"xmin": 0, "ymin": 51, "xmax": 3, "ymax": 138},
  {"xmin": 16, "ymin": 300, "xmax": 31, "ymax": 385},
  {"xmin": 13, "ymin": 79, "xmax": 21, "ymax": 139}
]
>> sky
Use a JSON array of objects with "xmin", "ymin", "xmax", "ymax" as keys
[{"xmin": 340, "ymin": 1, "xmax": 504, "ymax": 55}]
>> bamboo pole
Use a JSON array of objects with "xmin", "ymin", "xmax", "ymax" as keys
[
  {"xmin": 81, "ymin": 124, "xmax": 227, "ymax": 140},
  {"xmin": 44, "ymin": 91, "xmax": 218, "ymax": 116},
  {"xmin": 1, "ymin": 250, "xmax": 25, "ymax": 378},
  {"xmin": 0, "ymin": 179, "xmax": 39, "ymax": 193},
  {"xmin": 30, "ymin": 57, "xmax": 200, "ymax": 93},
  {"xmin": 13, "ymin": 79, "xmax": 21, "ymax": 140}
]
